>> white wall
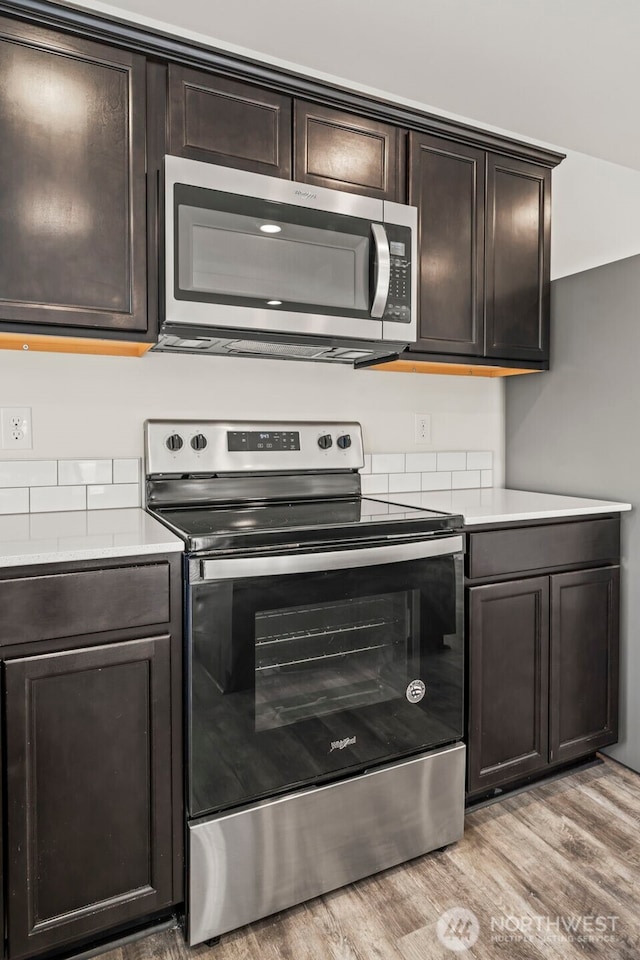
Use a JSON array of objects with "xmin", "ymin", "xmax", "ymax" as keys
[
  {"xmin": 551, "ymin": 151, "xmax": 640, "ymax": 279},
  {"xmin": 0, "ymin": 349, "xmax": 505, "ymax": 472}
]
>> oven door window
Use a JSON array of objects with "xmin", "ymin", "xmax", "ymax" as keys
[
  {"xmin": 189, "ymin": 553, "xmax": 463, "ymax": 818},
  {"xmin": 255, "ymin": 590, "xmax": 410, "ymax": 732}
]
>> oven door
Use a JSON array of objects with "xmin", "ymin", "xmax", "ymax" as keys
[{"xmin": 188, "ymin": 535, "xmax": 464, "ymax": 818}]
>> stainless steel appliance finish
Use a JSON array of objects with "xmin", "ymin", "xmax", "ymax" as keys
[
  {"xmin": 144, "ymin": 419, "xmax": 466, "ymax": 945},
  {"xmin": 145, "ymin": 419, "xmax": 364, "ymax": 476},
  {"xmin": 188, "ymin": 742, "xmax": 465, "ymax": 945},
  {"xmin": 153, "ymin": 156, "xmax": 417, "ymax": 365},
  {"xmin": 194, "ymin": 535, "xmax": 464, "ymax": 582}
]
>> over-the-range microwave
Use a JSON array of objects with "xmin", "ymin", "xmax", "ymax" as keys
[{"xmin": 152, "ymin": 155, "xmax": 417, "ymax": 365}]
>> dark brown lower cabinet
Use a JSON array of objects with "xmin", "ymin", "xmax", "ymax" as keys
[
  {"xmin": 4, "ymin": 635, "xmax": 174, "ymax": 959},
  {"xmin": 468, "ymin": 577, "xmax": 550, "ymax": 793},
  {"xmin": 550, "ymin": 567, "xmax": 619, "ymax": 765},
  {"xmin": 467, "ymin": 563, "xmax": 620, "ymax": 797}
]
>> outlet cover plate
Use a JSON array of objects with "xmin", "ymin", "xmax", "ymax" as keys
[
  {"xmin": 414, "ymin": 414, "xmax": 432, "ymax": 445},
  {"xmin": 1, "ymin": 407, "xmax": 32, "ymax": 449}
]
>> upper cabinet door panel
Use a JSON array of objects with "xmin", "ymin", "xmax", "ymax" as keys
[
  {"xmin": 0, "ymin": 19, "xmax": 147, "ymax": 332},
  {"xmin": 485, "ymin": 155, "xmax": 550, "ymax": 361},
  {"xmin": 408, "ymin": 132, "xmax": 484, "ymax": 356},
  {"xmin": 294, "ymin": 101, "xmax": 404, "ymax": 201},
  {"xmin": 168, "ymin": 65, "xmax": 292, "ymax": 177}
]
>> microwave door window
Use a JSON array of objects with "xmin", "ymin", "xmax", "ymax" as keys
[{"xmin": 176, "ymin": 200, "xmax": 370, "ymax": 314}]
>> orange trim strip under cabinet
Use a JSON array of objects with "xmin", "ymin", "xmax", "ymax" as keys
[
  {"xmin": 371, "ymin": 359, "xmax": 542, "ymax": 378},
  {"xmin": 0, "ymin": 333, "xmax": 152, "ymax": 358}
]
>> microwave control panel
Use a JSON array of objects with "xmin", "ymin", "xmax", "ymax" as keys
[{"xmin": 382, "ymin": 223, "xmax": 412, "ymax": 324}]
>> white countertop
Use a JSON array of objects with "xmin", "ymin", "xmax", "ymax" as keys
[
  {"xmin": 0, "ymin": 508, "xmax": 184, "ymax": 568},
  {"xmin": 371, "ymin": 487, "xmax": 632, "ymax": 526}
]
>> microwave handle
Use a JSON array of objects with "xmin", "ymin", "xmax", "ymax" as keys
[{"xmin": 370, "ymin": 223, "xmax": 391, "ymax": 318}]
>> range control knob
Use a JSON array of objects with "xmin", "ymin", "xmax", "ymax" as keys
[
  {"xmin": 191, "ymin": 434, "xmax": 208, "ymax": 451},
  {"xmin": 337, "ymin": 434, "xmax": 352, "ymax": 449},
  {"xmin": 166, "ymin": 433, "xmax": 183, "ymax": 452},
  {"xmin": 317, "ymin": 434, "xmax": 333, "ymax": 450}
]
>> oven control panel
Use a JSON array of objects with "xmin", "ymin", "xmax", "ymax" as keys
[
  {"xmin": 145, "ymin": 420, "xmax": 364, "ymax": 475},
  {"xmin": 227, "ymin": 430, "xmax": 301, "ymax": 452}
]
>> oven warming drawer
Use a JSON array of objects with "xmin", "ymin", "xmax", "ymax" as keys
[{"xmin": 188, "ymin": 741, "xmax": 465, "ymax": 944}]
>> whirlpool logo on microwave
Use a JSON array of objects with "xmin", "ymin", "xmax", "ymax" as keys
[
  {"xmin": 330, "ymin": 735, "xmax": 356, "ymax": 753},
  {"xmin": 294, "ymin": 188, "xmax": 318, "ymax": 200}
]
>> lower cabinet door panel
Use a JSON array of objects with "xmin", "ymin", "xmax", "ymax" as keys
[
  {"xmin": 4, "ymin": 636, "xmax": 174, "ymax": 959},
  {"xmin": 550, "ymin": 566, "xmax": 620, "ymax": 764},
  {"xmin": 467, "ymin": 578, "xmax": 550, "ymax": 794}
]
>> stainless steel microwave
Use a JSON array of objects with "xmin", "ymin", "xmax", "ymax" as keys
[{"xmin": 153, "ymin": 156, "xmax": 417, "ymax": 365}]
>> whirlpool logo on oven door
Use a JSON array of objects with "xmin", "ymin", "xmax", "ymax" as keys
[{"xmin": 330, "ymin": 735, "xmax": 356, "ymax": 753}]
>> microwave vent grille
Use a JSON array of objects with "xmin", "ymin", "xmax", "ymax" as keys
[{"xmin": 230, "ymin": 340, "xmax": 325, "ymax": 359}]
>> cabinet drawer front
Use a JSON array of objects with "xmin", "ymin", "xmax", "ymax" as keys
[
  {"xmin": 467, "ymin": 518, "xmax": 620, "ymax": 580},
  {"xmin": 0, "ymin": 563, "xmax": 170, "ymax": 645}
]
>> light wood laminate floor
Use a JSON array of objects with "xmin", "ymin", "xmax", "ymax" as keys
[{"xmin": 112, "ymin": 757, "xmax": 640, "ymax": 960}]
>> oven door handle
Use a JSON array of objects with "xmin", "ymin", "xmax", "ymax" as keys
[{"xmin": 196, "ymin": 535, "xmax": 463, "ymax": 582}]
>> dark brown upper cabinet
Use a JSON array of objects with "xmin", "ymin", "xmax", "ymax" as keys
[
  {"xmin": 0, "ymin": 18, "xmax": 149, "ymax": 335},
  {"xmin": 485, "ymin": 155, "xmax": 550, "ymax": 362},
  {"xmin": 294, "ymin": 101, "xmax": 405, "ymax": 201},
  {"xmin": 408, "ymin": 133, "xmax": 485, "ymax": 356},
  {"xmin": 407, "ymin": 135, "xmax": 551, "ymax": 367},
  {"xmin": 168, "ymin": 65, "xmax": 292, "ymax": 177}
]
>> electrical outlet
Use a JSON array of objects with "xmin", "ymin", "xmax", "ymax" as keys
[
  {"xmin": 1, "ymin": 407, "xmax": 32, "ymax": 449},
  {"xmin": 414, "ymin": 414, "xmax": 431, "ymax": 445}
]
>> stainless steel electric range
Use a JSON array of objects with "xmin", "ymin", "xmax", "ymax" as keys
[{"xmin": 144, "ymin": 420, "xmax": 466, "ymax": 945}]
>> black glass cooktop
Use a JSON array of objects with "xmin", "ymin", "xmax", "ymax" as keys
[{"xmin": 150, "ymin": 497, "xmax": 463, "ymax": 554}]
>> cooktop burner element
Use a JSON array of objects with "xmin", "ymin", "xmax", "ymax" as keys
[{"xmin": 144, "ymin": 419, "xmax": 463, "ymax": 552}]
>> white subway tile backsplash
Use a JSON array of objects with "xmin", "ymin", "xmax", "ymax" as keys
[
  {"xmin": 466, "ymin": 451, "xmax": 493, "ymax": 471},
  {"xmin": 405, "ymin": 453, "xmax": 437, "ymax": 473},
  {"xmin": 358, "ymin": 446, "xmax": 495, "ymax": 497},
  {"xmin": 113, "ymin": 459, "xmax": 140, "ymax": 484},
  {"xmin": 452, "ymin": 470, "xmax": 482, "ymax": 490},
  {"xmin": 371, "ymin": 453, "xmax": 405, "ymax": 474},
  {"xmin": 437, "ymin": 452, "xmax": 467, "ymax": 472},
  {"xmin": 59, "ymin": 459, "xmax": 113, "ymax": 486},
  {"xmin": 422, "ymin": 471, "xmax": 452, "ymax": 491},
  {"xmin": 87, "ymin": 484, "xmax": 140, "ymax": 510},
  {"xmin": 388, "ymin": 472, "xmax": 421, "ymax": 493},
  {"xmin": 0, "ymin": 460, "xmax": 57, "ymax": 489},
  {"xmin": 0, "ymin": 457, "xmax": 142, "ymax": 515},
  {"xmin": 361, "ymin": 474, "xmax": 389, "ymax": 495},
  {"xmin": 0, "ymin": 487, "xmax": 29, "ymax": 515},
  {"xmin": 30, "ymin": 485, "xmax": 86, "ymax": 513}
]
